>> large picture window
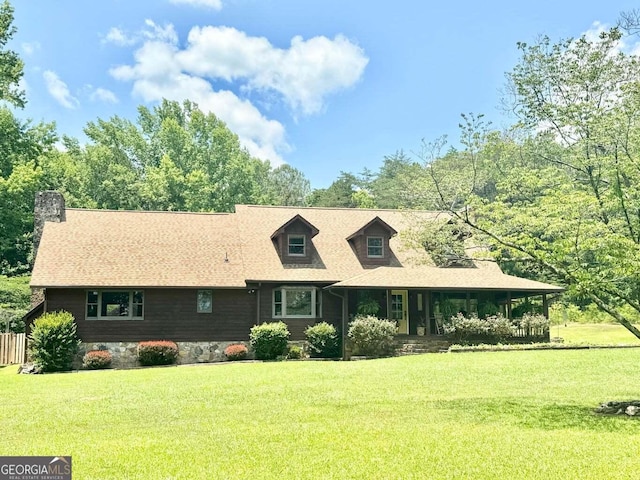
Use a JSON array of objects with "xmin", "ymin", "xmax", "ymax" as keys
[
  {"xmin": 86, "ymin": 290, "xmax": 144, "ymax": 320},
  {"xmin": 273, "ymin": 286, "xmax": 321, "ymax": 318}
]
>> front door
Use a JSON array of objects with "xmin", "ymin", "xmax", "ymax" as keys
[{"xmin": 391, "ymin": 290, "xmax": 409, "ymax": 334}]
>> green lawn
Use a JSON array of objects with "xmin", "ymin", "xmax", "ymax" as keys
[
  {"xmin": 552, "ymin": 322, "xmax": 640, "ymax": 345},
  {"xmin": 1, "ymin": 350, "xmax": 639, "ymax": 479}
]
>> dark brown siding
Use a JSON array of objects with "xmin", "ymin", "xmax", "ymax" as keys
[
  {"xmin": 351, "ymin": 224, "xmax": 394, "ymax": 267},
  {"xmin": 46, "ymin": 288, "xmax": 256, "ymax": 343},
  {"xmin": 275, "ymin": 221, "xmax": 318, "ymax": 265},
  {"xmin": 256, "ymin": 284, "xmax": 342, "ymax": 340}
]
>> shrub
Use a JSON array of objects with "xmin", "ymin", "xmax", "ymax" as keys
[
  {"xmin": 444, "ymin": 313, "xmax": 515, "ymax": 345},
  {"xmin": 347, "ymin": 315, "xmax": 397, "ymax": 357},
  {"xmin": 224, "ymin": 344, "xmax": 248, "ymax": 361},
  {"xmin": 137, "ymin": 340, "xmax": 179, "ymax": 366},
  {"xmin": 305, "ymin": 322, "xmax": 341, "ymax": 358},
  {"xmin": 28, "ymin": 311, "xmax": 80, "ymax": 372},
  {"xmin": 287, "ymin": 345, "xmax": 304, "ymax": 359},
  {"xmin": 83, "ymin": 350, "xmax": 112, "ymax": 369},
  {"xmin": 517, "ymin": 313, "xmax": 550, "ymax": 336},
  {"xmin": 477, "ymin": 301, "xmax": 500, "ymax": 318},
  {"xmin": 249, "ymin": 322, "xmax": 290, "ymax": 360},
  {"xmin": 0, "ymin": 308, "xmax": 26, "ymax": 333}
]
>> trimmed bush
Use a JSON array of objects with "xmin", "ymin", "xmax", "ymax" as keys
[
  {"xmin": 305, "ymin": 322, "xmax": 341, "ymax": 358},
  {"xmin": 249, "ymin": 322, "xmax": 290, "ymax": 360},
  {"xmin": 517, "ymin": 313, "xmax": 550, "ymax": 336},
  {"xmin": 137, "ymin": 340, "xmax": 179, "ymax": 366},
  {"xmin": 28, "ymin": 311, "xmax": 80, "ymax": 372},
  {"xmin": 444, "ymin": 313, "xmax": 516, "ymax": 345},
  {"xmin": 286, "ymin": 345, "xmax": 304, "ymax": 360},
  {"xmin": 347, "ymin": 315, "xmax": 397, "ymax": 357},
  {"xmin": 83, "ymin": 350, "xmax": 112, "ymax": 370},
  {"xmin": 224, "ymin": 344, "xmax": 248, "ymax": 361}
]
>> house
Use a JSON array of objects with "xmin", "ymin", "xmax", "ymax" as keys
[{"xmin": 29, "ymin": 191, "xmax": 563, "ymax": 365}]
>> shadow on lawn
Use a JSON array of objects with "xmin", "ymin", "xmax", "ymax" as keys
[{"xmin": 436, "ymin": 398, "xmax": 638, "ymax": 433}]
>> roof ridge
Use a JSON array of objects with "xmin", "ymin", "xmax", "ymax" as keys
[
  {"xmin": 66, "ymin": 208, "xmax": 231, "ymax": 216},
  {"xmin": 236, "ymin": 204, "xmax": 446, "ymax": 214}
]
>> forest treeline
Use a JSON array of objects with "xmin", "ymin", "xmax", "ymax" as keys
[{"xmin": 2, "ymin": 1, "xmax": 640, "ymax": 336}]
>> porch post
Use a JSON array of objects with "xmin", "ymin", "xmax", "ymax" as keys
[
  {"xmin": 506, "ymin": 291, "xmax": 512, "ymax": 319},
  {"xmin": 256, "ymin": 286, "xmax": 261, "ymax": 325},
  {"xmin": 425, "ymin": 291, "xmax": 431, "ymax": 334},
  {"xmin": 542, "ymin": 294, "xmax": 549, "ymax": 319},
  {"xmin": 466, "ymin": 292, "xmax": 471, "ymax": 315},
  {"xmin": 342, "ymin": 290, "xmax": 349, "ymax": 359}
]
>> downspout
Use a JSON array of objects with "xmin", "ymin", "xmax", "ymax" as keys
[
  {"xmin": 256, "ymin": 282, "xmax": 262, "ymax": 325},
  {"xmin": 327, "ymin": 288, "xmax": 347, "ymax": 360}
]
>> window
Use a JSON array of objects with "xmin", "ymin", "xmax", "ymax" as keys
[
  {"xmin": 367, "ymin": 236, "xmax": 384, "ymax": 257},
  {"xmin": 197, "ymin": 290, "xmax": 213, "ymax": 313},
  {"xmin": 86, "ymin": 290, "xmax": 144, "ymax": 320},
  {"xmin": 273, "ymin": 287, "xmax": 321, "ymax": 318},
  {"xmin": 288, "ymin": 235, "xmax": 306, "ymax": 256}
]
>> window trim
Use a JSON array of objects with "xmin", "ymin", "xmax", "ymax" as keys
[
  {"xmin": 86, "ymin": 290, "xmax": 144, "ymax": 320},
  {"xmin": 197, "ymin": 290, "xmax": 213, "ymax": 313},
  {"xmin": 287, "ymin": 234, "xmax": 306, "ymax": 256},
  {"xmin": 367, "ymin": 236, "xmax": 384, "ymax": 258},
  {"xmin": 272, "ymin": 286, "xmax": 321, "ymax": 319}
]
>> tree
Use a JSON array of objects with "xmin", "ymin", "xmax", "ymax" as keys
[
  {"xmin": 264, "ymin": 164, "xmax": 311, "ymax": 206},
  {"xmin": 0, "ymin": 108, "xmax": 58, "ymax": 274},
  {"xmin": 309, "ymin": 172, "xmax": 361, "ymax": 207},
  {"xmin": 368, "ymin": 150, "xmax": 429, "ymax": 209},
  {"xmin": 71, "ymin": 99, "xmax": 273, "ymax": 212},
  {"xmin": 0, "ymin": 0, "xmax": 25, "ymax": 108},
  {"xmin": 425, "ymin": 28, "xmax": 640, "ymax": 338}
]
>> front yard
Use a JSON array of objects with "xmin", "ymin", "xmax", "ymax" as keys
[{"xmin": 1, "ymin": 349, "xmax": 639, "ymax": 479}]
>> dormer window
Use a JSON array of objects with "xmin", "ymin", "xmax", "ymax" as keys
[
  {"xmin": 367, "ymin": 236, "xmax": 383, "ymax": 258},
  {"xmin": 288, "ymin": 235, "xmax": 306, "ymax": 256}
]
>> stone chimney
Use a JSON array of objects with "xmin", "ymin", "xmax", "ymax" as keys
[
  {"xmin": 31, "ymin": 191, "xmax": 66, "ymax": 307},
  {"xmin": 33, "ymin": 190, "xmax": 66, "ymax": 257}
]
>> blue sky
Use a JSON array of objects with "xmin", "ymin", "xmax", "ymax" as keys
[{"xmin": 9, "ymin": 0, "xmax": 637, "ymax": 188}]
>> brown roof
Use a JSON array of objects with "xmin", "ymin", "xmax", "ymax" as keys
[
  {"xmin": 31, "ymin": 204, "xmax": 564, "ymax": 293},
  {"xmin": 330, "ymin": 265, "xmax": 564, "ymax": 292},
  {"xmin": 31, "ymin": 209, "xmax": 245, "ymax": 288}
]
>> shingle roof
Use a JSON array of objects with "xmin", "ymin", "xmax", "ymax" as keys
[
  {"xmin": 330, "ymin": 266, "xmax": 564, "ymax": 292},
  {"xmin": 31, "ymin": 204, "xmax": 564, "ymax": 294},
  {"xmin": 31, "ymin": 209, "xmax": 245, "ymax": 288}
]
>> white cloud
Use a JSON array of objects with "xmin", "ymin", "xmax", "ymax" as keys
[
  {"xmin": 169, "ymin": 0, "xmax": 223, "ymax": 10},
  {"xmin": 109, "ymin": 22, "xmax": 368, "ymax": 164},
  {"xmin": 43, "ymin": 70, "xmax": 79, "ymax": 109},
  {"xmin": 90, "ymin": 87, "xmax": 119, "ymax": 104},
  {"xmin": 103, "ymin": 27, "xmax": 137, "ymax": 46},
  {"xmin": 142, "ymin": 20, "xmax": 178, "ymax": 44},
  {"xmin": 581, "ymin": 21, "xmax": 640, "ymax": 56},
  {"xmin": 178, "ymin": 26, "xmax": 369, "ymax": 115},
  {"xmin": 22, "ymin": 42, "xmax": 40, "ymax": 56}
]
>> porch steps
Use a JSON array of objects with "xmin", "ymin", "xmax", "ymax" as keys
[{"xmin": 395, "ymin": 338, "xmax": 451, "ymax": 355}]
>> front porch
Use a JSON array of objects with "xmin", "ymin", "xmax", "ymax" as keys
[{"xmin": 342, "ymin": 288, "xmax": 555, "ymax": 338}]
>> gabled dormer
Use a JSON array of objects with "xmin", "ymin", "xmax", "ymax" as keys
[
  {"xmin": 347, "ymin": 216, "xmax": 398, "ymax": 266},
  {"xmin": 271, "ymin": 214, "xmax": 320, "ymax": 264}
]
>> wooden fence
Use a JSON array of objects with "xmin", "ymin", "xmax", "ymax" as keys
[{"xmin": 0, "ymin": 333, "xmax": 26, "ymax": 365}]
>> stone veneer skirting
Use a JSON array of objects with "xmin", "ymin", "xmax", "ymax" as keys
[{"xmin": 76, "ymin": 341, "xmax": 254, "ymax": 369}]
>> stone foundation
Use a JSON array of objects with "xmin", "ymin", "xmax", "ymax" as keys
[{"xmin": 75, "ymin": 341, "xmax": 253, "ymax": 369}]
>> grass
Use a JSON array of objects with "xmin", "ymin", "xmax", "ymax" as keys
[
  {"xmin": 552, "ymin": 322, "xmax": 640, "ymax": 345},
  {"xmin": 1, "ymin": 350, "xmax": 640, "ymax": 479}
]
